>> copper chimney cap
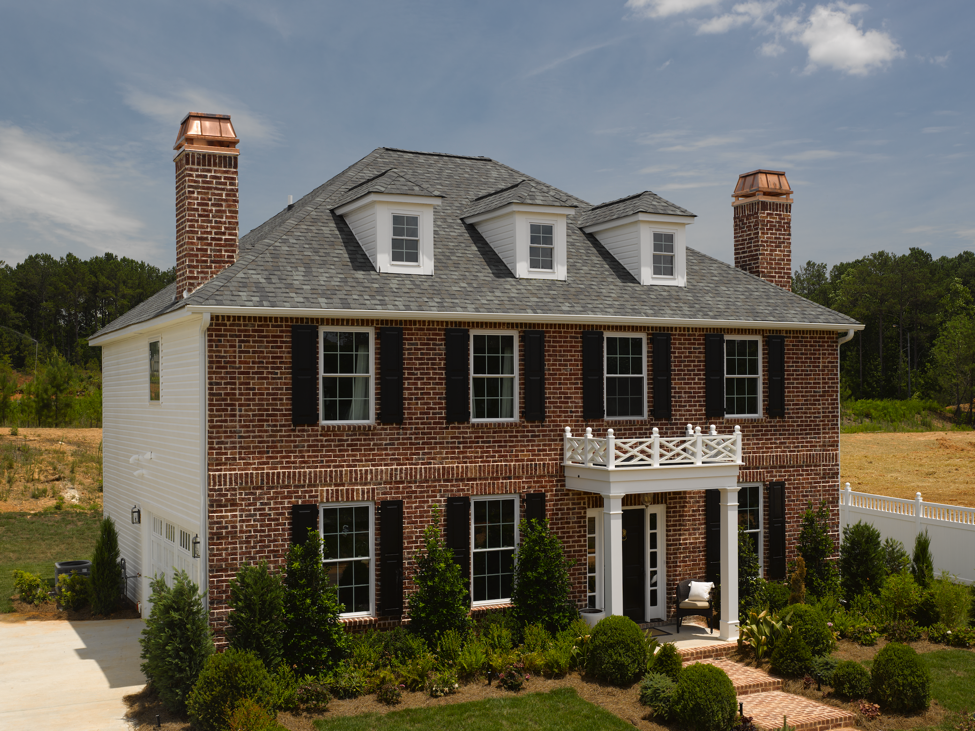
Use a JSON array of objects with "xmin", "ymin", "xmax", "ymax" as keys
[
  {"xmin": 732, "ymin": 169, "xmax": 792, "ymax": 202},
  {"xmin": 174, "ymin": 112, "xmax": 239, "ymax": 153}
]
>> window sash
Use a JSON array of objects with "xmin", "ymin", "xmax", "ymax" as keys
[
  {"xmin": 652, "ymin": 232, "xmax": 675, "ymax": 277},
  {"xmin": 725, "ymin": 338, "xmax": 760, "ymax": 416},
  {"xmin": 737, "ymin": 484, "xmax": 763, "ymax": 573},
  {"xmin": 529, "ymin": 223, "xmax": 554, "ymax": 270},
  {"xmin": 471, "ymin": 333, "xmax": 516, "ymax": 421},
  {"xmin": 605, "ymin": 335, "xmax": 645, "ymax": 418},
  {"xmin": 472, "ymin": 497, "xmax": 517, "ymax": 603},
  {"xmin": 321, "ymin": 329, "xmax": 373, "ymax": 423},
  {"xmin": 148, "ymin": 340, "xmax": 160, "ymax": 402},
  {"xmin": 586, "ymin": 512, "xmax": 601, "ymax": 609},
  {"xmin": 321, "ymin": 503, "xmax": 373, "ymax": 615},
  {"xmin": 391, "ymin": 214, "xmax": 420, "ymax": 263}
]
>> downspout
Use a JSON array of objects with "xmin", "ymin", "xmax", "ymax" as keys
[
  {"xmin": 836, "ymin": 329, "xmax": 854, "ymax": 551},
  {"xmin": 199, "ymin": 312, "xmax": 211, "ymax": 611}
]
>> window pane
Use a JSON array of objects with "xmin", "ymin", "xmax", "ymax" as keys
[
  {"xmin": 606, "ymin": 376, "xmax": 644, "ymax": 418},
  {"xmin": 391, "ymin": 238, "xmax": 419, "ymax": 263},
  {"xmin": 149, "ymin": 341, "xmax": 160, "ymax": 401}
]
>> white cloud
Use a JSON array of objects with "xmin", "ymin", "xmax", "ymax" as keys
[
  {"xmin": 956, "ymin": 228, "xmax": 975, "ymax": 241},
  {"xmin": 696, "ymin": 1, "xmax": 779, "ymax": 34},
  {"xmin": 791, "ymin": 3, "xmax": 904, "ymax": 76},
  {"xmin": 658, "ymin": 135, "xmax": 740, "ymax": 151},
  {"xmin": 761, "ymin": 41, "xmax": 786, "ymax": 56},
  {"xmin": 698, "ymin": 13, "xmax": 751, "ymax": 33},
  {"xmin": 625, "ymin": 0, "xmax": 723, "ymax": 19},
  {"xmin": 525, "ymin": 39, "xmax": 622, "ymax": 78}
]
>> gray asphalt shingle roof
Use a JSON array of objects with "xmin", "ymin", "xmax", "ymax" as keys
[
  {"xmin": 92, "ymin": 147, "xmax": 859, "ymax": 338},
  {"xmin": 576, "ymin": 190, "xmax": 696, "ymax": 228}
]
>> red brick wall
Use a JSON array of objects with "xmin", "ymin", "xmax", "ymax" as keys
[
  {"xmin": 204, "ymin": 317, "xmax": 839, "ymax": 637},
  {"xmin": 175, "ymin": 150, "xmax": 239, "ymax": 297},
  {"xmin": 733, "ymin": 199, "xmax": 792, "ymax": 291}
]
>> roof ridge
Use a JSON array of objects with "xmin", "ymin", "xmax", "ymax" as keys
[
  {"xmin": 381, "ymin": 147, "xmax": 492, "ymax": 161},
  {"xmin": 586, "ymin": 190, "xmax": 652, "ymax": 212},
  {"xmin": 470, "ymin": 179, "xmax": 530, "ymax": 203}
]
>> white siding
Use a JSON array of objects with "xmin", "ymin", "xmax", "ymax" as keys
[
  {"xmin": 102, "ymin": 317, "xmax": 204, "ymax": 613},
  {"xmin": 343, "ymin": 204, "xmax": 378, "ymax": 268},
  {"xmin": 592, "ymin": 222, "xmax": 642, "ymax": 280},
  {"xmin": 473, "ymin": 215, "xmax": 517, "ymax": 275}
]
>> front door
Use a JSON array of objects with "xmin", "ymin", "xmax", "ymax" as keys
[{"xmin": 622, "ymin": 508, "xmax": 645, "ymax": 622}]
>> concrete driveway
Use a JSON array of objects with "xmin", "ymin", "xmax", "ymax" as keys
[{"xmin": 0, "ymin": 615, "xmax": 145, "ymax": 731}]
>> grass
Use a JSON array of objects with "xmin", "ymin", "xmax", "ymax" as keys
[
  {"xmin": 312, "ymin": 688, "xmax": 634, "ymax": 730},
  {"xmin": 840, "ymin": 398, "xmax": 966, "ymax": 434},
  {"xmin": 0, "ymin": 508, "xmax": 102, "ymax": 612},
  {"xmin": 921, "ymin": 649, "xmax": 975, "ymax": 713}
]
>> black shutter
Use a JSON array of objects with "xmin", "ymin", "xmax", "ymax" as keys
[
  {"xmin": 523, "ymin": 330, "xmax": 545, "ymax": 422},
  {"xmin": 705, "ymin": 333, "xmax": 725, "ymax": 420},
  {"xmin": 768, "ymin": 481, "xmax": 787, "ymax": 580},
  {"xmin": 444, "ymin": 328, "xmax": 470, "ymax": 423},
  {"xmin": 652, "ymin": 332, "xmax": 672, "ymax": 420},
  {"xmin": 705, "ymin": 489, "xmax": 721, "ymax": 584},
  {"xmin": 379, "ymin": 500, "xmax": 404, "ymax": 616},
  {"xmin": 291, "ymin": 325, "xmax": 318, "ymax": 426},
  {"xmin": 291, "ymin": 504, "xmax": 318, "ymax": 546},
  {"xmin": 767, "ymin": 335, "xmax": 785, "ymax": 418},
  {"xmin": 582, "ymin": 330, "xmax": 604, "ymax": 420},
  {"xmin": 445, "ymin": 496, "xmax": 470, "ymax": 590},
  {"xmin": 524, "ymin": 492, "xmax": 546, "ymax": 525},
  {"xmin": 380, "ymin": 327, "xmax": 404, "ymax": 424}
]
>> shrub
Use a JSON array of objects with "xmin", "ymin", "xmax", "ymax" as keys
[
  {"xmin": 521, "ymin": 623, "xmax": 552, "ymax": 653},
  {"xmin": 671, "ymin": 663, "xmax": 737, "ymax": 731},
  {"xmin": 511, "ymin": 518, "xmax": 576, "ymax": 634},
  {"xmin": 911, "ymin": 530, "xmax": 934, "ymax": 589},
  {"xmin": 797, "ymin": 501, "xmax": 840, "ymax": 599},
  {"xmin": 426, "ymin": 667, "xmax": 459, "ymax": 697},
  {"xmin": 831, "ymin": 660, "xmax": 871, "ymax": 699},
  {"xmin": 650, "ymin": 642, "xmax": 683, "ymax": 681},
  {"xmin": 327, "ymin": 665, "xmax": 368, "ymax": 698},
  {"xmin": 809, "ymin": 655, "xmax": 839, "ymax": 689},
  {"xmin": 139, "ymin": 571, "xmax": 214, "ymax": 714},
  {"xmin": 227, "ymin": 698, "xmax": 286, "ymax": 731},
  {"xmin": 948, "ymin": 627, "xmax": 975, "ymax": 648},
  {"xmin": 770, "ymin": 628, "xmax": 813, "ymax": 678},
  {"xmin": 783, "ymin": 604, "xmax": 834, "ymax": 656},
  {"xmin": 788, "ymin": 557, "xmax": 806, "ymax": 605},
  {"xmin": 927, "ymin": 622, "xmax": 951, "ymax": 644},
  {"xmin": 407, "ymin": 507, "xmax": 470, "ymax": 645},
  {"xmin": 282, "ymin": 529, "xmax": 348, "ymax": 675},
  {"xmin": 541, "ymin": 639, "xmax": 574, "ymax": 677},
  {"xmin": 880, "ymin": 570, "xmax": 921, "ymax": 622},
  {"xmin": 57, "ymin": 571, "xmax": 90, "ymax": 611},
  {"xmin": 588, "ymin": 615, "xmax": 646, "ymax": 686},
  {"xmin": 884, "ymin": 618, "xmax": 922, "ymax": 643},
  {"xmin": 871, "ymin": 642, "xmax": 931, "ymax": 712},
  {"xmin": 376, "ymin": 682, "xmax": 402, "ymax": 705},
  {"xmin": 847, "ymin": 622, "xmax": 880, "ymax": 646},
  {"xmin": 89, "ymin": 515, "xmax": 122, "ymax": 615},
  {"xmin": 840, "ymin": 521, "xmax": 884, "ymax": 599},
  {"xmin": 739, "ymin": 526, "xmax": 763, "ymax": 615},
  {"xmin": 882, "ymin": 537, "xmax": 911, "ymax": 577},
  {"xmin": 398, "ymin": 651, "xmax": 438, "ymax": 692},
  {"xmin": 928, "ymin": 571, "xmax": 972, "ymax": 629},
  {"xmin": 639, "ymin": 672, "xmax": 677, "ymax": 719},
  {"xmin": 187, "ymin": 649, "xmax": 278, "ymax": 731},
  {"xmin": 436, "ymin": 628, "xmax": 465, "ymax": 666},
  {"xmin": 12, "ymin": 569, "xmax": 48, "ymax": 605},
  {"xmin": 497, "ymin": 663, "xmax": 527, "ymax": 691},
  {"xmin": 376, "ymin": 626, "xmax": 427, "ymax": 666},
  {"xmin": 456, "ymin": 637, "xmax": 489, "ymax": 680},
  {"xmin": 227, "ymin": 562, "xmax": 286, "ymax": 670},
  {"xmin": 763, "ymin": 582, "xmax": 791, "ymax": 612},
  {"xmin": 293, "ymin": 679, "xmax": 331, "ymax": 712}
]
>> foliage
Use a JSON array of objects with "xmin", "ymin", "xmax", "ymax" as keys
[
  {"xmin": 639, "ymin": 672, "xmax": 677, "ymax": 719},
  {"xmin": 840, "ymin": 521, "xmax": 885, "ymax": 599},
  {"xmin": 227, "ymin": 698, "xmax": 286, "ymax": 731},
  {"xmin": 927, "ymin": 622, "xmax": 952, "ymax": 644},
  {"xmin": 738, "ymin": 608, "xmax": 790, "ymax": 660},
  {"xmin": 847, "ymin": 622, "xmax": 881, "ymax": 646},
  {"xmin": 856, "ymin": 701, "xmax": 882, "ymax": 722},
  {"xmin": 831, "ymin": 660, "xmax": 872, "ymax": 699},
  {"xmin": 882, "ymin": 538, "xmax": 911, "ymax": 576},
  {"xmin": 375, "ymin": 682, "xmax": 402, "ymax": 706},
  {"xmin": 187, "ymin": 648, "xmax": 279, "ymax": 731},
  {"xmin": 497, "ymin": 663, "xmax": 528, "ymax": 691},
  {"xmin": 770, "ymin": 627, "xmax": 813, "ymax": 678},
  {"xmin": 227, "ymin": 562, "xmax": 286, "ymax": 670},
  {"xmin": 809, "ymin": 655, "xmax": 839, "ymax": 690},
  {"xmin": 912, "ymin": 530, "xmax": 935, "ymax": 589},
  {"xmin": 884, "ymin": 618, "xmax": 922, "ymax": 643},
  {"xmin": 928, "ymin": 312, "xmax": 975, "ymax": 422},
  {"xmin": 761, "ymin": 582, "xmax": 792, "ymax": 612},
  {"xmin": 871, "ymin": 642, "xmax": 932, "ymax": 712},
  {"xmin": 281, "ymin": 528, "xmax": 348, "ymax": 675},
  {"xmin": 650, "ymin": 642, "xmax": 683, "ymax": 681},
  {"xmin": 326, "ymin": 664, "xmax": 368, "ymax": 698},
  {"xmin": 455, "ymin": 637, "xmax": 490, "ymax": 680},
  {"xmin": 782, "ymin": 604, "xmax": 834, "ymax": 656},
  {"xmin": 879, "ymin": 570, "xmax": 921, "ymax": 622},
  {"xmin": 948, "ymin": 627, "xmax": 975, "ymax": 648},
  {"xmin": 928, "ymin": 572, "xmax": 972, "ymax": 629},
  {"xmin": 739, "ymin": 526, "xmax": 762, "ymax": 615},
  {"xmin": 671, "ymin": 663, "xmax": 738, "ymax": 731},
  {"xmin": 407, "ymin": 507, "xmax": 470, "ymax": 645},
  {"xmin": 293, "ymin": 678, "xmax": 331, "ymax": 712},
  {"xmin": 797, "ymin": 501, "xmax": 840, "ymax": 600},
  {"xmin": 426, "ymin": 667, "xmax": 459, "ymax": 698},
  {"xmin": 436, "ymin": 628, "xmax": 465, "ymax": 666},
  {"xmin": 510, "ymin": 518, "xmax": 576, "ymax": 634},
  {"xmin": 56, "ymin": 570, "xmax": 90, "ymax": 611},
  {"xmin": 788, "ymin": 557, "xmax": 806, "ymax": 605},
  {"xmin": 587, "ymin": 615, "xmax": 646, "ymax": 686},
  {"xmin": 12, "ymin": 568, "xmax": 49, "ymax": 605},
  {"xmin": 139, "ymin": 570, "xmax": 214, "ymax": 714},
  {"xmin": 89, "ymin": 515, "xmax": 121, "ymax": 616}
]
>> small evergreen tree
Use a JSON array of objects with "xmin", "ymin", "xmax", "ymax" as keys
[
  {"xmin": 227, "ymin": 561, "xmax": 286, "ymax": 669},
  {"xmin": 882, "ymin": 537, "xmax": 911, "ymax": 577},
  {"xmin": 407, "ymin": 506, "xmax": 471, "ymax": 645},
  {"xmin": 89, "ymin": 515, "xmax": 122, "ymax": 615},
  {"xmin": 511, "ymin": 517, "xmax": 576, "ymax": 634},
  {"xmin": 840, "ymin": 521, "xmax": 884, "ymax": 599},
  {"xmin": 0, "ymin": 356, "xmax": 16, "ymax": 425},
  {"xmin": 139, "ymin": 570, "xmax": 214, "ymax": 714},
  {"xmin": 738, "ymin": 525, "xmax": 762, "ymax": 615},
  {"xmin": 282, "ymin": 529, "xmax": 348, "ymax": 676},
  {"xmin": 797, "ymin": 501, "xmax": 839, "ymax": 599},
  {"xmin": 911, "ymin": 530, "xmax": 934, "ymax": 589},
  {"xmin": 788, "ymin": 556, "xmax": 806, "ymax": 605}
]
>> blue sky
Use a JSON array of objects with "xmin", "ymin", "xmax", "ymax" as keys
[{"xmin": 0, "ymin": 0, "xmax": 970, "ymax": 272}]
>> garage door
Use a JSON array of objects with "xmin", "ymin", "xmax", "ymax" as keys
[{"xmin": 150, "ymin": 515, "xmax": 197, "ymax": 588}]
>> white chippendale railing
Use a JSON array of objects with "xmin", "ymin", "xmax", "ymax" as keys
[{"xmin": 563, "ymin": 424, "xmax": 742, "ymax": 469}]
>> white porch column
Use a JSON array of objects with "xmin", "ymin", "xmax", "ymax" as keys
[
  {"xmin": 718, "ymin": 486, "xmax": 739, "ymax": 641},
  {"xmin": 603, "ymin": 493, "xmax": 625, "ymax": 617}
]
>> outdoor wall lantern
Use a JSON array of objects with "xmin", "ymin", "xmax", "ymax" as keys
[
  {"xmin": 192, "ymin": 534, "xmax": 201, "ymax": 559},
  {"xmin": 131, "ymin": 505, "xmax": 141, "ymax": 525}
]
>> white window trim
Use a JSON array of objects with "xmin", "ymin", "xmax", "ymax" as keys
[
  {"xmin": 586, "ymin": 508, "xmax": 603, "ymax": 610},
  {"xmin": 319, "ymin": 501, "xmax": 375, "ymax": 618},
  {"xmin": 527, "ymin": 221, "xmax": 555, "ymax": 272},
  {"xmin": 389, "ymin": 211, "xmax": 422, "ymax": 267},
  {"xmin": 319, "ymin": 326, "xmax": 375, "ymax": 425},
  {"xmin": 470, "ymin": 330, "xmax": 519, "ymax": 423},
  {"xmin": 148, "ymin": 337, "xmax": 161, "ymax": 404},
  {"xmin": 724, "ymin": 334, "xmax": 762, "ymax": 419},
  {"xmin": 738, "ymin": 483, "xmax": 764, "ymax": 576},
  {"xmin": 651, "ymin": 230, "xmax": 677, "ymax": 279},
  {"xmin": 470, "ymin": 495, "xmax": 519, "ymax": 607},
  {"xmin": 604, "ymin": 332, "xmax": 647, "ymax": 420}
]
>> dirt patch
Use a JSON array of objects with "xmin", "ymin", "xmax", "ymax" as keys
[
  {"xmin": 841, "ymin": 431, "xmax": 975, "ymax": 507},
  {"xmin": 0, "ymin": 428, "xmax": 103, "ymax": 513},
  {"xmin": 6, "ymin": 596, "xmax": 140, "ymax": 621}
]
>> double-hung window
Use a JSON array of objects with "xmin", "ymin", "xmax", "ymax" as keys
[
  {"xmin": 725, "ymin": 336, "xmax": 760, "ymax": 417},
  {"xmin": 321, "ymin": 503, "xmax": 373, "ymax": 615},
  {"xmin": 472, "ymin": 496, "xmax": 517, "ymax": 603},
  {"xmin": 652, "ymin": 232, "xmax": 675, "ymax": 277},
  {"xmin": 391, "ymin": 214, "xmax": 420, "ymax": 264},
  {"xmin": 148, "ymin": 339, "xmax": 161, "ymax": 402},
  {"xmin": 471, "ymin": 332, "xmax": 517, "ymax": 421},
  {"xmin": 529, "ymin": 223, "xmax": 554, "ymax": 271},
  {"xmin": 605, "ymin": 334, "xmax": 645, "ymax": 418},
  {"xmin": 586, "ymin": 510, "xmax": 602, "ymax": 609},
  {"xmin": 320, "ymin": 327, "xmax": 374, "ymax": 423},
  {"xmin": 738, "ymin": 484, "xmax": 763, "ymax": 574}
]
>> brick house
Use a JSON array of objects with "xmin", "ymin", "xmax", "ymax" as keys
[{"xmin": 90, "ymin": 112, "xmax": 861, "ymax": 641}]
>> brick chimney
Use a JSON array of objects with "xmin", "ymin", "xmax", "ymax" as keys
[
  {"xmin": 174, "ymin": 112, "xmax": 239, "ymax": 298},
  {"xmin": 732, "ymin": 169, "xmax": 792, "ymax": 291}
]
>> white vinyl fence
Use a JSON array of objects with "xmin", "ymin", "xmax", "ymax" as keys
[{"xmin": 839, "ymin": 484, "xmax": 975, "ymax": 585}]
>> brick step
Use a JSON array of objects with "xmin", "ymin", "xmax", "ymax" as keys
[
  {"xmin": 739, "ymin": 691, "xmax": 855, "ymax": 731},
  {"xmin": 684, "ymin": 658, "xmax": 782, "ymax": 696}
]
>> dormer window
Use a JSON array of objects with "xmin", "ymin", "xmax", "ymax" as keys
[
  {"xmin": 653, "ymin": 232, "xmax": 675, "ymax": 277},
  {"xmin": 392, "ymin": 214, "xmax": 420, "ymax": 264},
  {"xmin": 530, "ymin": 224, "xmax": 554, "ymax": 270}
]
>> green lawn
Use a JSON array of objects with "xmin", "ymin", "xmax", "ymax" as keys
[
  {"xmin": 922, "ymin": 649, "xmax": 975, "ymax": 713},
  {"xmin": 0, "ymin": 508, "xmax": 102, "ymax": 612},
  {"xmin": 312, "ymin": 688, "xmax": 633, "ymax": 731}
]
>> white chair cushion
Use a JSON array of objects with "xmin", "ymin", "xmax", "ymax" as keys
[
  {"xmin": 688, "ymin": 581, "xmax": 713, "ymax": 602},
  {"xmin": 680, "ymin": 599, "xmax": 711, "ymax": 609}
]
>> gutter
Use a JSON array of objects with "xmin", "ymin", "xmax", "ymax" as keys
[
  {"xmin": 837, "ymin": 329, "xmax": 855, "ymax": 345},
  {"xmin": 199, "ymin": 313, "xmax": 211, "ymax": 613},
  {"xmin": 836, "ymin": 327, "xmax": 855, "ymax": 540}
]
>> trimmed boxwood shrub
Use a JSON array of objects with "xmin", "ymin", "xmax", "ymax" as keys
[
  {"xmin": 651, "ymin": 642, "xmax": 683, "ymax": 681},
  {"xmin": 639, "ymin": 672, "xmax": 676, "ymax": 719},
  {"xmin": 831, "ymin": 660, "xmax": 871, "ymax": 699},
  {"xmin": 187, "ymin": 648, "xmax": 279, "ymax": 731},
  {"xmin": 782, "ymin": 603, "xmax": 835, "ymax": 656},
  {"xmin": 871, "ymin": 642, "xmax": 931, "ymax": 712},
  {"xmin": 227, "ymin": 562, "xmax": 286, "ymax": 670},
  {"xmin": 588, "ymin": 615, "xmax": 646, "ymax": 686},
  {"xmin": 671, "ymin": 663, "xmax": 737, "ymax": 731},
  {"xmin": 841, "ymin": 521, "xmax": 884, "ymax": 599},
  {"xmin": 769, "ymin": 627, "xmax": 813, "ymax": 678}
]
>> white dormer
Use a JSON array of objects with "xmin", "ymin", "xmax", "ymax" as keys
[
  {"xmin": 579, "ymin": 192, "xmax": 696, "ymax": 287},
  {"xmin": 462, "ymin": 181, "xmax": 576, "ymax": 281},
  {"xmin": 333, "ymin": 170, "xmax": 442, "ymax": 276}
]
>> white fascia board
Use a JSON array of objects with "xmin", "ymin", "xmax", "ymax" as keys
[
  {"xmin": 334, "ymin": 192, "xmax": 443, "ymax": 216},
  {"xmin": 88, "ymin": 309, "xmax": 199, "ymax": 347},
  {"xmin": 462, "ymin": 202, "xmax": 576, "ymax": 226},
  {"xmin": 565, "ymin": 462, "xmax": 741, "ymax": 496},
  {"xmin": 581, "ymin": 211, "xmax": 695, "ymax": 235},
  {"xmin": 184, "ymin": 305, "xmax": 864, "ymax": 333}
]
